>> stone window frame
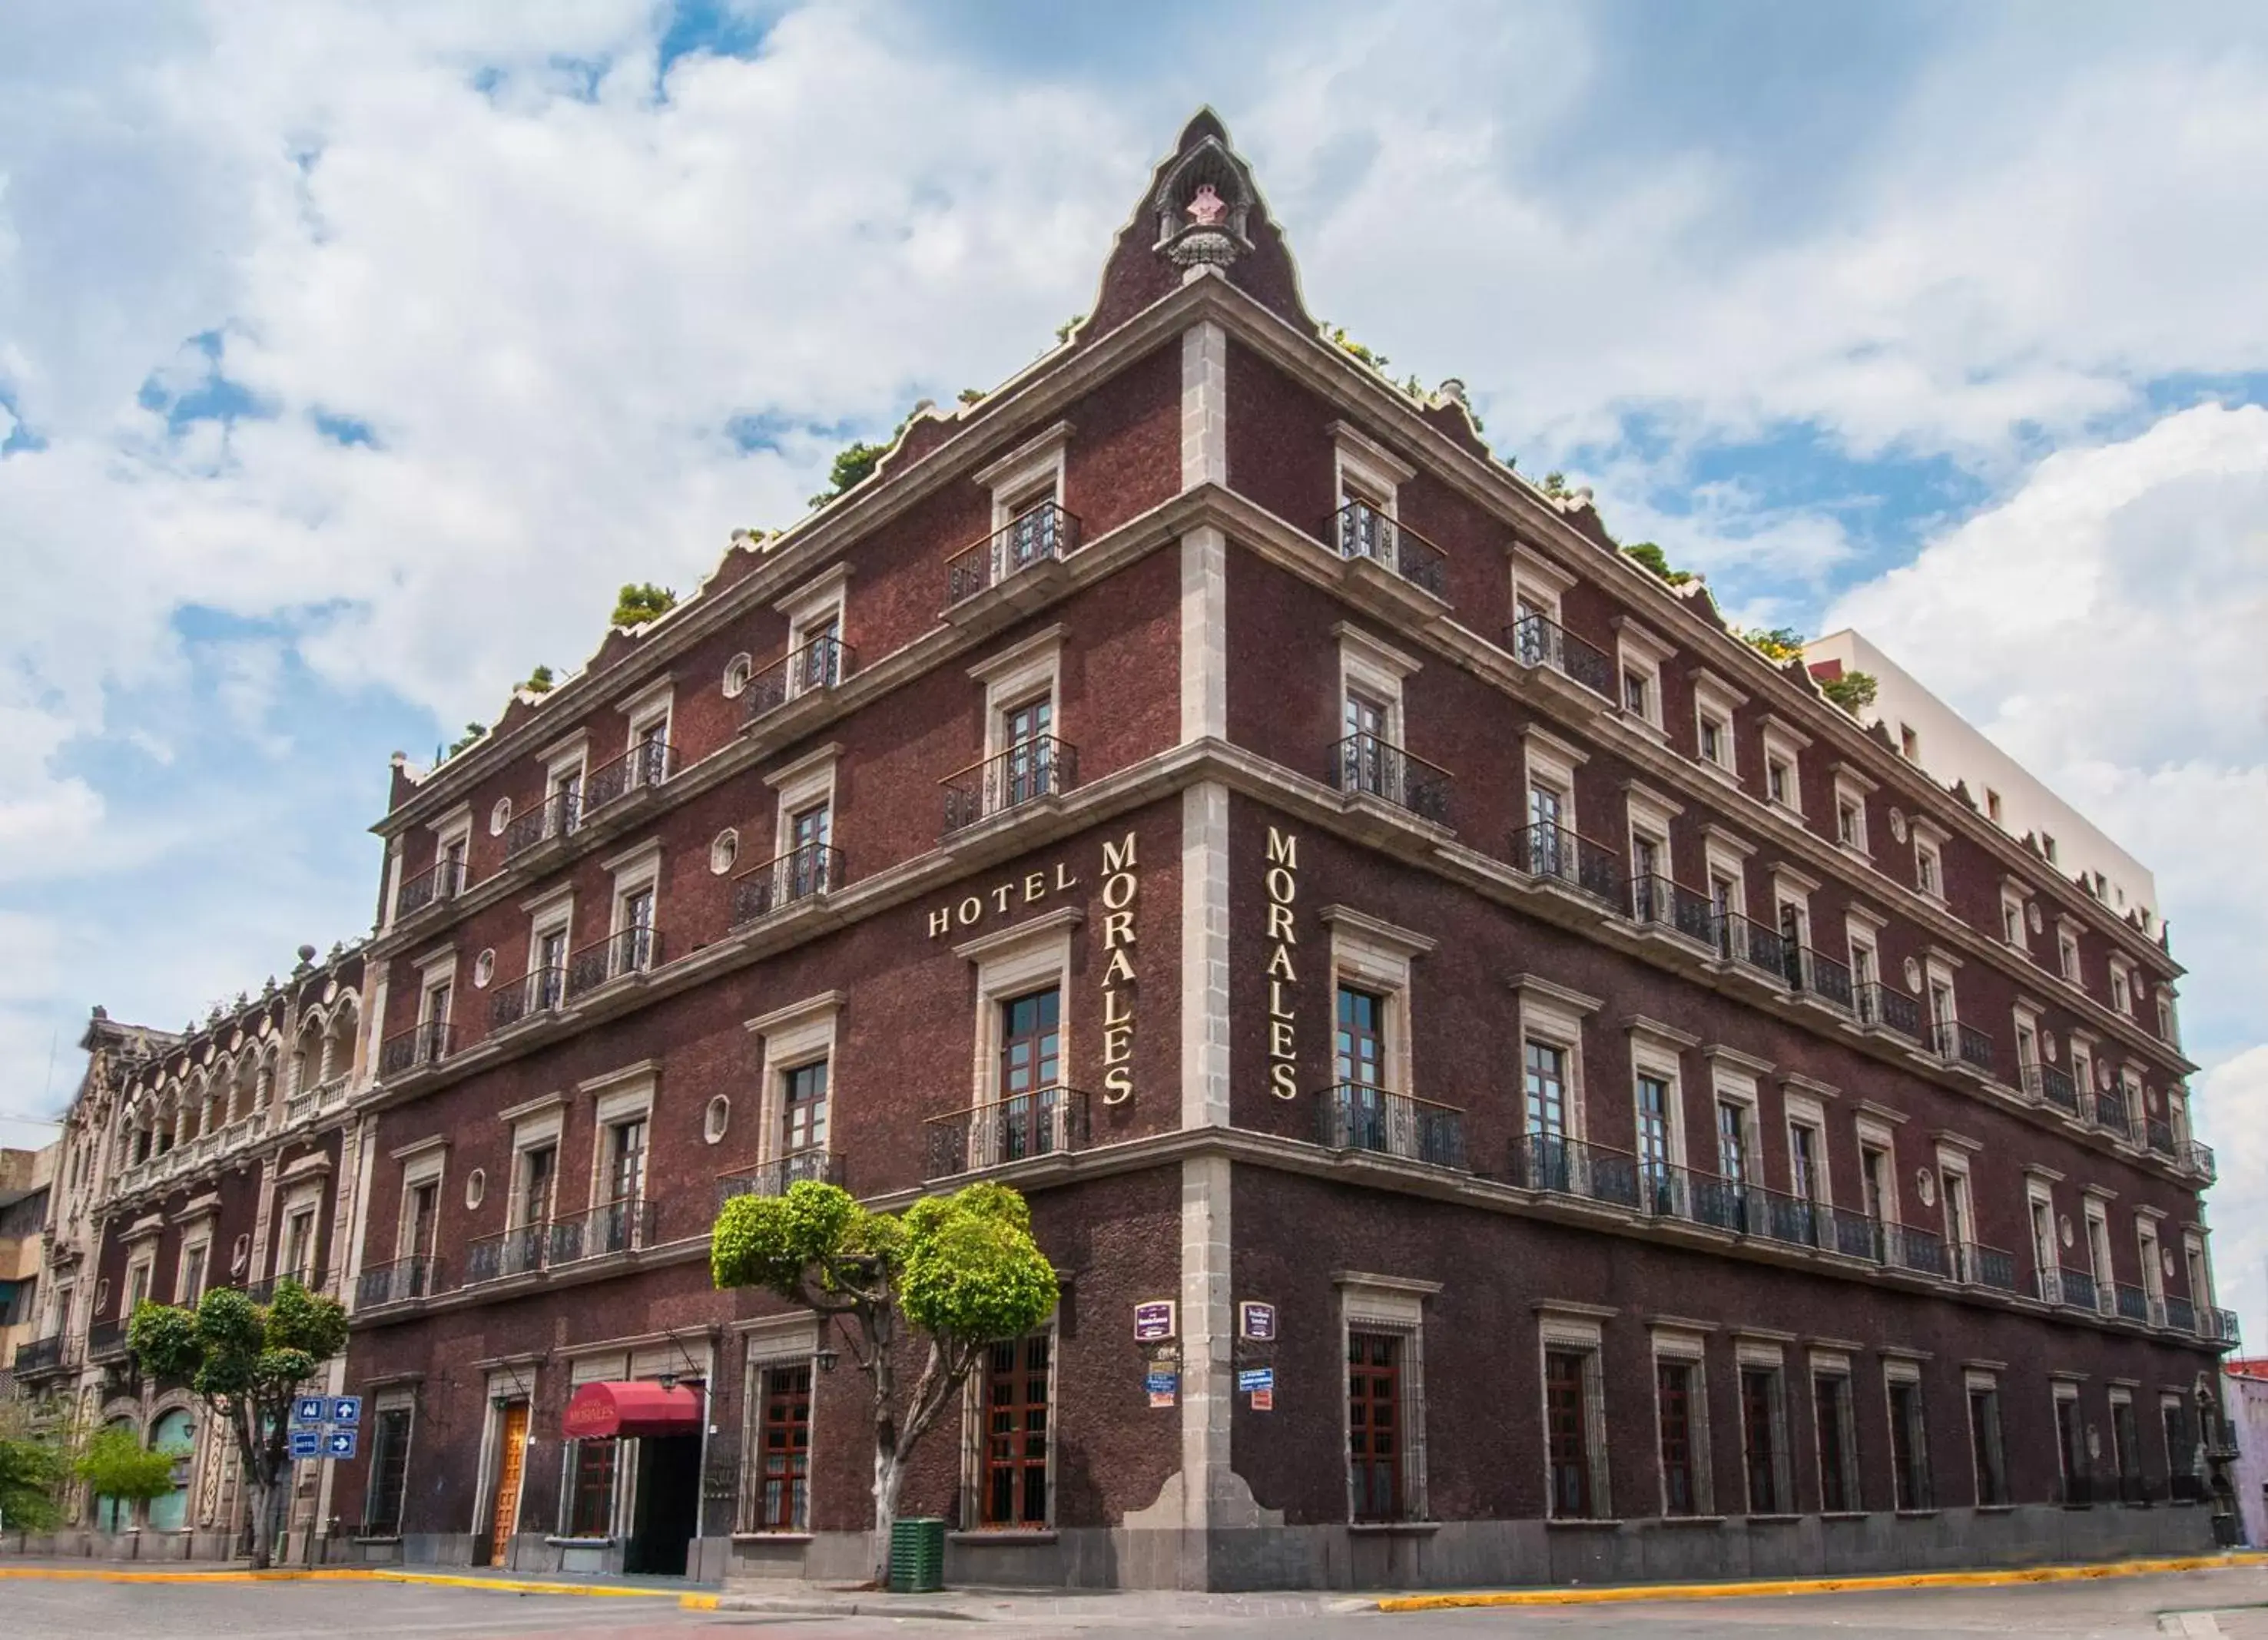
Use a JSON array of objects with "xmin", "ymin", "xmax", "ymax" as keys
[
  {"xmin": 1882, "ymin": 1354, "xmax": 1934, "ymax": 1511},
  {"xmin": 521, "ymin": 881, "xmax": 576, "ymax": 992},
  {"xmin": 1831, "ymin": 764, "xmax": 1875, "ymax": 859},
  {"xmin": 2107, "ymin": 955, "xmax": 2135, "ymax": 1017},
  {"xmin": 1334, "ymin": 621, "xmax": 1421, "ymax": 750},
  {"xmin": 955, "ymin": 909, "xmax": 1082, "ymax": 1110},
  {"xmin": 412, "ymin": 945, "xmax": 459, "ymax": 1031},
  {"xmin": 2055, "ymin": 916, "xmax": 2084, "ymax": 986},
  {"xmin": 363, "ymin": 1383, "xmax": 420, "ymax": 1538},
  {"xmin": 744, "ymin": 992, "xmax": 846, "ymax": 1169},
  {"xmin": 1336, "ymin": 1271, "xmax": 1437, "ymax": 1524},
  {"xmin": 1909, "ymin": 817, "xmax": 1949, "ymax": 905},
  {"xmin": 1321, "ymin": 906, "xmax": 1436, "ymax": 1099},
  {"xmin": 2182, "ymin": 1230, "xmax": 2213, "ymax": 1314},
  {"xmin": 579, "ymin": 1061, "xmax": 658, "ymax": 1216},
  {"xmin": 2104, "ymin": 1382, "xmax": 2138, "ymax": 1489},
  {"xmin": 970, "ymin": 625, "xmax": 1067, "ymax": 764},
  {"xmin": 1922, "ymin": 949, "xmax": 1963, "ymax": 1045},
  {"xmin": 1537, "ymin": 1306, "xmax": 1613, "ymax": 1520},
  {"xmin": 1856, "ymin": 1111, "xmax": 1902, "ymax": 1228},
  {"xmin": 956, "ymin": 1316, "xmax": 1062, "ymax": 1532},
  {"xmin": 1965, "ymin": 1367, "xmax": 2010, "ymax": 1507},
  {"xmin": 1330, "ymin": 421, "xmax": 1414, "ymax": 522},
  {"xmin": 764, "ymin": 742, "xmax": 841, "ymax": 860},
  {"xmin": 1706, "ymin": 1052, "xmax": 1766, "ymax": 1187},
  {"xmin": 975, "ymin": 419, "xmax": 1073, "ymax": 532},
  {"xmin": 1613, "ymin": 616, "xmax": 1674, "ymax": 736},
  {"xmin": 737, "ymin": 1313, "xmax": 824, "ymax": 1536},
  {"xmin": 273, "ymin": 1175, "xmax": 326, "ymax": 1284},
  {"xmin": 1508, "ymin": 542, "xmax": 1576, "ymax": 628},
  {"xmin": 1510, "ymin": 976, "xmax": 1604, "ymax": 1145},
  {"xmin": 1809, "ymin": 1348, "xmax": 1862, "ymax": 1513},
  {"xmin": 426, "ymin": 803, "xmax": 474, "ymax": 909},
  {"xmin": 2011, "ymin": 1001, "xmax": 2043, "ymax": 1076},
  {"xmin": 612, "ymin": 674, "xmax": 675, "ymax": 764},
  {"xmin": 2050, "ymin": 1377, "xmax": 2084, "ymax": 1494},
  {"xmin": 1771, "ymin": 864, "xmax": 1819, "ymax": 959},
  {"xmin": 1759, "ymin": 714, "xmax": 1810, "ymax": 819},
  {"xmin": 1844, "ymin": 905, "xmax": 1886, "ymax": 999},
  {"xmin": 500, "ymin": 1095, "xmax": 566, "ymax": 1232},
  {"xmin": 599, "ymin": 838, "xmax": 663, "ymax": 952},
  {"xmin": 1518, "ymin": 724, "xmax": 1589, "ymax": 840},
  {"xmin": 1783, "ymin": 1089, "xmax": 1833, "ymax": 1211},
  {"xmin": 394, "ymin": 1137, "xmax": 449, "ymax": 1264},
  {"xmin": 1621, "ymin": 781, "xmax": 1683, "ymax": 890},
  {"xmin": 1935, "ymin": 1141, "xmax": 1978, "ymax": 1270},
  {"xmin": 1999, "ymin": 877, "xmax": 2031, "ymax": 954},
  {"xmin": 1734, "ymin": 1335, "xmax": 1795, "ymax": 1516},
  {"xmin": 2023, "ymin": 1168, "xmax": 2062, "ymax": 1298},
  {"xmin": 540, "ymin": 730, "xmax": 591, "ymax": 826},
  {"xmin": 2068, "ymin": 1030, "xmax": 2098, "ymax": 1105},
  {"xmin": 2136, "ymin": 1211, "xmax": 2167, "ymax": 1308},
  {"xmin": 1701, "ymin": 827, "xmax": 1754, "ymax": 925},
  {"xmin": 557, "ymin": 1351, "xmax": 630, "ymax": 1541},
  {"xmin": 173, "ymin": 1218, "xmax": 215, "ymax": 1307},
  {"xmin": 1626, "ymin": 1019, "xmax": 1695, "ymax": 1177},
  {"xmin": 775, "ymin": 562, "xmax": 852, "ymax": 660},
  {"xmin": 1649, "ymin": 1323, "xmax": 1714, "ymax": 1517},
  {"xmin": 1688, "ymin": 668, "xmax": 1748, "ymax": 786}
]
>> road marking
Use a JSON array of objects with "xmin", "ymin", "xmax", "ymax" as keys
[{"xmin": 1374, "ymin": 1551, "xmax": 2268, "ymax": 1611}]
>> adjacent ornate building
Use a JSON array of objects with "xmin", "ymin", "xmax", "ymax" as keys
[
  {"xmin": 13, "ymin": 113, "xmax": 2233, "ymax": 1589},
  {"xmin": 14, "ymin": 947, "xmax": 370, "ymax": 1558}
]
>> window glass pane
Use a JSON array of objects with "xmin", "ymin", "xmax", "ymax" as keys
[{"xmin": 1347, "ymin": 1330, "xmax": 1403, "ymax": 1522}]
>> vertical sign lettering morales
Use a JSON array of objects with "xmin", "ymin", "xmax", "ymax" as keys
[
  {"xmin": 1100, "ymin": 831, "xmax": 1138, "ymax": 1104},
  {"xmin": 1265, "ymin": 828, "xmax": 1299, "ymax": 1098}
]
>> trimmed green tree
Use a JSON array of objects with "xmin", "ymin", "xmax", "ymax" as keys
[
  {"xmin": 711, "ymin": 1180, "xmax": 1057, "ymax": 1585},
  {"xmin": 128, "ymin": 1282, "xmax": 348, "ymax": 1568},
  {"xmin": 74, "ymin": 1425, "xmax": 175, "ymax": 1530},
  {"xmin": 0, "ymin": 1432, "xmax": 68, "ymax": 1533}
]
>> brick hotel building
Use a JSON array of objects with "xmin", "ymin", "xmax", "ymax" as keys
[{"xmin": 14, "ymin": 114, "xmax": 2235, "ymax": 1588}]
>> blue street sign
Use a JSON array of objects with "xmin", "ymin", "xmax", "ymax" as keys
[
  {"xmin": 293, "ymin": 1396, "xmax": 327, "ymax": 1426},
  {"xmin": 288, "ymin": 1429, "xmax": 322, "ymax": 1460},
  {"xmin": 330, "ymin": 1396, "xmax": 362, "ymax": 1426},
  {"xmin": 1237, "ymin": 1367, "xmax": 1275, "ymax": 1393},
  {"xmin": 325, "ymin": 1429, "xmax": 357, "ymax": 1459}
]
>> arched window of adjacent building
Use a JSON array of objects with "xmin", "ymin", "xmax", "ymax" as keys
[
  {"xmin": 144, "ymin": 1410, "xmax": 197, "ymax": 1533},
  {"xmin": 324, "ymin": 999, "xmax": 359, "ymax": 1087}
]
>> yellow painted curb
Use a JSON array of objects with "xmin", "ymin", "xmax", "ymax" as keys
[
  {"xmin": 1375, "ymin": 1550, "xmax": 2268, "ymax": 1611},
  {"xmin": 680, "ymin": 1592, "xmax": 721, "ymax": 1609}
]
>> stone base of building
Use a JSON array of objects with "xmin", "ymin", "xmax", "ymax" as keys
[{"xmin": 0, "ymin": 1529, "xmax": 247, "ymax": 1562}]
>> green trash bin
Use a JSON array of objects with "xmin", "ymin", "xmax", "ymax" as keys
[{"xmin": 888, "ymin": 1516, "xmax": 946, "ymax": 1593}]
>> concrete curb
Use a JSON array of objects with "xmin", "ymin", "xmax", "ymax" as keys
[{"xmin": 1371, "ymin": 1550, "xmax": 2268, "ymax": 1611}]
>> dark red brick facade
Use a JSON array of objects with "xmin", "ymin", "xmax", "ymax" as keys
[{"xmin": 294, "ymin": 113, "xmax": 2229, "ymax": 1590}]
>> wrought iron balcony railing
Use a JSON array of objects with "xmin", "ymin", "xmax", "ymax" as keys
[
  {"xmin": 1505, "ymin": 611, "xmax": 1614, "ymax": 699},
  {"xmin": 2183, "ymin": 1139, "xmax": 2217, "ymax": 1182},
  {"xmin": 2144, "ymin": 1115, "xmax": 2176, "ymax": 1156},
  {"xmin": 1507, "ymin": 1133, "xmax": 1642, "ymax": 1209},
  {"xmin": 1927, "ymin": 1018, "xmax": 1994, "ymax": 1072},
  {"xmin": 1630, "ymin": 873, "xmax": 1717, "ymax": 949},
  {"xmin": 12, "ymin": 1334, "xmax": 70, "ymax": 1376},
  {"xmin": 565, "ymin": 926, "xmax": 661, "ymax": 1000},
  {"xmin": 243, "ymin": 1270, "xmax": 333, "ymax": 1304},
  {"xmin": 377, "ymin": 1019, "xmax": 453, "ymax": 1078},
  {"xmin": 946, "ymin": 502, "xmax": 1081, "ymax": 606},
  {"xmin": 2057, "ymin": 1266, "xmax": 2099, "ymax": 1313},
  {"xmin": 1950, "ymin": 1241, "xmax": 2021, "ymax": 1292},
  {"xmin": 925, "ymin": 1085, "xmax": 1090, "ymax": 1178},
  {"xmin": 1790, "ymin": 946, "xmax": 1855, "ymax": 1013},
  {"xmin": 1329, "ymin": 501, "xmax": 1448, "ymax": 599},
  {"xmin": 941, "ymin": 737, "xmax": 1079, "ymax": 833},
  {"xmin": 502, "ymin": 787, "xmax": 580, "ymax": 860},
  {"xmin": 744, "ymin": 635, "xmax": 852, "ymax": 724},
  {"xmin": 581, "ymin": 739, "xmax": 674, "ymax": 818},
  {"xmin": 356, "ymin": 1257, "xmax": 441, "ymax": 1309},
  {"xmin": 1327, "ymin": 732, "xmax": 1451, "ymax": 827},
  {"xmin": 2213, "ymin": 1308, "xmax": 2242, "ymax": 1346},
  {"xmin": 463, "ymin": 1222, "xmax": 549, "ymax": 1286},
  {"xmin": 2092, "ymin": 1090, "xmax": 2131, "ymax": 1138},
  {"xmin": 1316, "ymin": 1083, "xmax": 1467, "ymax": 1171},
  {"xmin": 715, "ymin": 1149, "xmax": 843, "ymax": 1213},
  {"xmin": 2165, "ymin": 1294, "xmax": 2197, "ymax": 1334},
  {"xmin": 86, "ymin": 1319, "xmax": 131, "ymax": 1360},
  {"xmin": 1713, "ymin": 912, "xmax": 1788, "ymax": 983},
  {"xmin": 1509, "ymin": 822, "xmax": 1625, "ymax": 909},
  {"xmin": 731, "ymin": 843, "xmax": 844, "ymax": 926},
  {"xmin": 2023, "ymin": 1061, "xmax": 2081, "ymax": 1116},
  {"xmin": 1855, "ymin": 982, "xmax": 1922, "ymax": 1039},
  {"xmin": 2116, "ymin": 1282, "xmax": 2153, "ymax": 1324},
  {"xmin": 548, "ymin": 1196, "xmax": 655, "ymax": 1266},
  {"xmin": 396, "ymin": 856, "xmax": 467, "ymax": 919},
  {"xmin": 490, "ymin": 965, "xmax": 567, "ymax": 1031}
]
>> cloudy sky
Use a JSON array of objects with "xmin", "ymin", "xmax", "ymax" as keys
[{"xmin": 3, "ymin": 2, "xmax": 2263, "ymax": 1322}]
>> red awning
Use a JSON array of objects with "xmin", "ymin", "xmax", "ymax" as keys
[{"xmin": 562, "ymin": 1380, "xmax": 704, "ymax": 1440}]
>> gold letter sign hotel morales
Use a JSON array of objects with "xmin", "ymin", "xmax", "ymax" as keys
[
  {"xmin": 1099, "ymin": 831, "xmax": 1138, "ymax": 1105},
  {"xmin": 1265, "ymin": 828, "xmax": 1299, "ymax": 1098}
]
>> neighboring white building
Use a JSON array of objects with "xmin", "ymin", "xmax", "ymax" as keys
[
  {"xmin": 1805, "ymin": 628, "xmax": 2160, "ymax": 936},
  {"xmin": 2227, "ymin": 1366, "xmax": 2268, "ymax": 1546}
]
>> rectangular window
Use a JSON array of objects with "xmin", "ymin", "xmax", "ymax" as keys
[
  {"xmin": 1716, "ymin": 1101, "xmax": 1749, "ymax": 1186},
  {"xmin": 1335, "ymin": 986, "xmax": 1387, "ymax": 1088},
  {"xmin": 1741, "ymin": 1367, "xmax": 1784, "ymax": 1514},
  {"xmin": 788, "ymin": 802, "xmax": 833, "ymax": 896},
  {"xmin": 178, "ymin": 1244, "xmax": 207, "ymax": 1305},
  {"xmin": 1888, "ymin": 1377, "xmax": 1932, "ymax": 1509},
  {"xmin": 365, "ymin": 1407, "xmax": 414, "ymax": 1536},
  {"xmin": 567, "ymin": 1439, "xmax": 616, "ymax": 1536},
  {"xmin": 1636, "ymin": 1074, "xmax": 1672, "ymax": 1194},
  {"xmin": 981, "ymin": 1334, "xmax": 1050, "ymax": 1527},
  {"xmin": 1767, "ymin": 757, "xmax": 1790, "ymax": 805},
  {"xmin": 1815, "ymin": 1373, "xmax": 1858, "ymax": 1512},
  {"xmin": 782, "ymin": 1061, "xmax": 830, "ymax": 1157},
  {"xmin": 1545, "ymin": 1349, "xmax": 1597, "ymax": 1519},
  {"xmin": 1699, "ymin": 717, "xmax": 1726, "ymax": 766},
  {"xmin": 1348, "ymin": 1331, "xmax": 1404, "ymax": 1522},
  {"xmin": 1657, "ymin": 1359, "xmax": 1699, "ymax": 1516},
  {"xmin": 407, "ymin": 1181, "xmax": 439, "ymax": 1263},
  {"xmin": 619, "ymin": 886, "xmax": 656, "ymax": 972},
  {"xmin": 1915, "ymin": 843, "xmax": 1940, "ymax": 897},
  {"xmin": 281, "ymin": 1211, "xmax": 317, "ymax": 1283},
  {"xmin": 2111, "ymin": 1398, "xmax": 2142, "ymax": 1495},
  {"xmin": 1789, "ymin": 1124, "xmax": 1820, "ymax": 1203},
  {"xmin": 1524, "ymin": 1040, "xmax": 1568, "ymax": 1139},
  {"xmin": 750, "ymin": 1363, "xmax": 812, "ymax": 1532},
  {"xmin": 1969, "ymin": 1385, "xmax": 2008, "ymax": 1505},
  {"xmin": 1623, "ymin": 671, "xmax": 1650, "ymax": 718},
  {"xmin": 999, "ymin": 988, "xmax": 1061, "ymax": 1098},
  {"xmin": 1838, "ymin": 800, "xmax": 1862, "ymax": 846},
  {"xmin": 537, "ymin": 927, "xmax": 569, "ymax": 1007},
  {"xmin": 2110, "ymin": 966, "xmax": 2130, "ymax": 1014},
  {"xmin": 606, "ymin": 1118, "xmax": 648, "ymax": 1207}
]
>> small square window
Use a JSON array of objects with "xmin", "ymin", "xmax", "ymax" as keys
[
  {"xmin": 1838, "ymin": 801, "xmax": 1862, "ymax": 846},
  {"xmin": 1767, "ymin": 759, "xmax": 1789, "ymax": 804},
  {"xmin": 1700, "ymin": 719, "xmax": 1724, "ymax": 765},
  {"xmin": 1623, "ymin": 671, "xmax": 1650, "ymax": 718}
]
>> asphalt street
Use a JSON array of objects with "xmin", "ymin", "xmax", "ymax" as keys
[{"xmin": 10, "ymin": 1565, "xmax": 2268, "ymax": 1639}]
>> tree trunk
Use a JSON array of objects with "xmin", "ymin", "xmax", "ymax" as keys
[
  {"xmin": 869, "ymin": 1443, "xmax": 908, "ymax": 1588},
  {"xmin": 246, "ymin": 1465, "xmax": 274, "ymax": 1569}
]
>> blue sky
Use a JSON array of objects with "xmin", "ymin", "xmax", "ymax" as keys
[{"xmin": 3, "ymin": 0, "xmax": 2266, "ymax": 1321}]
